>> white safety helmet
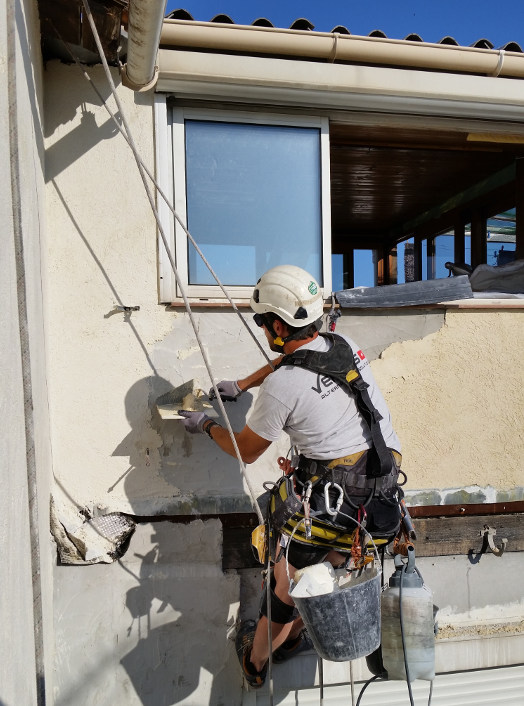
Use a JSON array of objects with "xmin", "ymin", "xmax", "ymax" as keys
[{"xmin": 250, "ymin": 265, "xmax": 324, "ymax": 328}]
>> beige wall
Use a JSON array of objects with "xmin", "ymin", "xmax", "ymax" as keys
[
  {"xmin": 44, "ymin": 62, "xmax": 524, "ymax": 522},
  {"xmin": 373, "ymin": 309, "xmax": 524, "ymax": 496}
]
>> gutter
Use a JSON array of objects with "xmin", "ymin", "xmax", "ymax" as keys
[
  {"xmin": 160, "ymin": 20, "xmax": 524, "ymax": 80},
  {"xmin": 121, "ymin": 0, "xmax": 167, "ymax": 91}
]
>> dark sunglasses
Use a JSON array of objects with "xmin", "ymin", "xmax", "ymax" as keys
[{"xmin": 253, "ymin": 313, "xmax": 266, "ymax": 328}]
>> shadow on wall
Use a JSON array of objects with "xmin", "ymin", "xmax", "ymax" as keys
[
  {"xmin": 119, "ymin": 521, "xmax": 241, "ymax": 705},
  {"xmin": 44, "ymin": 62, "xmax": 152, "ymax": 178},
  {"xmin": 111, "ymin": 376, "xmax": 253, "ymax": 513}
]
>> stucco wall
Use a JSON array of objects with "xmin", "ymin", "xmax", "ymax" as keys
[
  {"xmin": 372, "ymin": 308, "xmax": 524, "ymax": 500},
  {"xmin": 44, "ymin": 62, "xmax": 524, "ymax": 521},
  {"xmin": 42, "ymin": 58, "xmax": 524, "ymax": 706},
  {"xmin": 1, "ymin": 0, "xmax": 54, "ymax": 702}
]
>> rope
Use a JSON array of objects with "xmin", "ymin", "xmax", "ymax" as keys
[
  {"xmin": 48, "ymin": 20, "xmax": 272, "ymax": 369},
  {"xmin": 80, "ymin": 0, "xmax": 264, "ymax": 523}
]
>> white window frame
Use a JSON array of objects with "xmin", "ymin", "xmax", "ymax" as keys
[{"xmin": 154, "ymin": 96, "xmax": 332, "ymax": 302}]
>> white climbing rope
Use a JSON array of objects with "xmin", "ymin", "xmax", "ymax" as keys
[{"xmin": 80, "ymin": 0, "xmax": 266, "ymax": 523}]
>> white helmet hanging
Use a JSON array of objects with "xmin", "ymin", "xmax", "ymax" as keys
[{"xmin": 250, "ymin": 265, "xmax": 324, "ymax": 328}]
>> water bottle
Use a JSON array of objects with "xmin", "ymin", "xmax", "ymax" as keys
[{"xmin": 380, "ymin": 548, "xmax": 435, "ymax": 681}]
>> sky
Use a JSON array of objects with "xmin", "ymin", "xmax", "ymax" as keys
[{"xmin": 165, "ymin": 0, "xmax": 524, "ymax": 48}]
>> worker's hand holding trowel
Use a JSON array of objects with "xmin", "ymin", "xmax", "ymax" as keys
[
  {"xmin": 177, "ymin": 410, "xmax": 213, "ymax": 434},
  {"xmin": 208, "ymin": 379, "xmax": 243, "ymax": 402}
]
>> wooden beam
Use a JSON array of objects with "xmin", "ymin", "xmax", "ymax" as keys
[
  {"xmin": 389, "ymin": 163, "xmax": 515, "ymax": 241},
  {"xmin": 470, "ymin": 210, "xmax": 487, "ymax": 267},
  {"xmin": 414, "ymin": 239, "xmax": 423, "ymax": 280},
  {"xmin": 454, "ymin": 219, "xmax": 466, "ymax": 263}
]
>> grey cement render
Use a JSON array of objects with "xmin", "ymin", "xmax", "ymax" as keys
[
  {"xmin": 333, "ymin": 309, "xmax": 445, "ymax": 361},
  {"xmin": 54, "ymin": 521, "xmax": 243, "ymax": 706},
  {"xmin": 53, "ymin": 521, "xmax": 524, "ymax": 705}
]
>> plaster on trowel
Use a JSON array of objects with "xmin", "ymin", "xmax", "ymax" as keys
[{"xmin": 154, "ymin": 379, "xmax": 217, "ymax": 420}]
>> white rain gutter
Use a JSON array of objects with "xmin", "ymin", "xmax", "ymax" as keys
[
  {"xmin": 159, "ymin": 20, "xmax": 524, "ymax": 79},
  {"xmin": 121, "ymin": 0, "xmax": 167, "ymax": 91}
]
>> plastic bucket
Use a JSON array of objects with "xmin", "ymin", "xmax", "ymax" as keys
[{"xmin": 291, "ymin": 567, "xmax": 381, "ymax": 662}]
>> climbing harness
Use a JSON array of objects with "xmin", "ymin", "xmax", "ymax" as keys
[{"xmin": 276, "ymin": 332, "xmax": 399, "ymax": 479}]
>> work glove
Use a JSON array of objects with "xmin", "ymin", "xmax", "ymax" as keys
[
  {"xmin": 208, "ymin": 380, "xmax": 243, "ymax": 402},
  {"xmin": 178, "ymin": 410, "xmax": 211, "ymax": 434}
]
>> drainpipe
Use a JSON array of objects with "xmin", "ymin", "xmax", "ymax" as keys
[
  {"xmin": 160, "ymin": 20, "xmax": 524, "ymax": 79},
  {"xmin": 121, "ymin": 0, "xmax": 167, "ymax": 91}
]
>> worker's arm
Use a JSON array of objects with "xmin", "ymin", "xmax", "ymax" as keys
[
  {"xmin": 206, "ymin": 422, "xmax": 271, "ymax": 464},
  {"xmin": 237, "ymin": 356, "xmax": 283, "ymax": 391},
  {"xmin": 209, "ymin": 356, "xmax": 283, "ymax": 401},
  {"xmin": 177, "ymin": 411, "xmax": 271, "ymax": 464}
]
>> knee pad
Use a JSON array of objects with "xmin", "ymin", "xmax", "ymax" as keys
[{"xmin": 259, "ymin": 571, "xmax": 298, "ymax": 624}]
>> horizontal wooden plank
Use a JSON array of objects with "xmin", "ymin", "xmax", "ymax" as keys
[
  {"xmin": 221, "ymin": 513, "xmax": 524, "ymax": 569},
  {"xmin": 412, "ymin": 514, "xmax": 524, "ymax": 557}
]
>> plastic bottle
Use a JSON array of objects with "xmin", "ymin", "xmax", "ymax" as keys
[{"xmin": 380, "ymin": 548, "xmax": 435, "ymax": 681}]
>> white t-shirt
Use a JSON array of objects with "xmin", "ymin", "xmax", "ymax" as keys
[{"xmin": 247, "ymin": 334, "xmax": 400, "ymax": 460}]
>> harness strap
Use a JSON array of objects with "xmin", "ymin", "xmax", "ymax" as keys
[{"xmin": 277, "ymin": 333, "xmax": 396, "ymax": 479}]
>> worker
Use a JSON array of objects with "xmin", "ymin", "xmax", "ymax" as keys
[{"xmin": 179, "ymin": 264, "xmax": 402, "ymax": 688}]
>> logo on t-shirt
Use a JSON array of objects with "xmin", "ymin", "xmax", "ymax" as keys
[{"xmin": 311, "ymin": 373, "xmax": 340, "ymax": 399}]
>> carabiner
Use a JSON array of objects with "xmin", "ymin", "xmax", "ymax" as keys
[
  {"xmin": 302, "ymin": 481, "xmax": 313, "ymax": 538},
  {"xmin": 324, "ymin": 482, "xmax": 343, "ymax": 517}
]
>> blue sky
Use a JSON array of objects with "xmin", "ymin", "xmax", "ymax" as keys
[{"xmin": 165, "ymin": 0, "xmax": 524, "ymax": 47}]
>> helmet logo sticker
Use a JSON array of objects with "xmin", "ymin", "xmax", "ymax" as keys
[{"xmin": 308, "ymin": 281, "xmax": 318, "ymax": 295}]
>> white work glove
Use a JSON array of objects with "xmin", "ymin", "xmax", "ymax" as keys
[
  {"xmin": 208, "ymin": 380, "xmax": 243, "ymax": 402},
  {"xmin": 178, "ymin": 410, "xmax": 211, "ymax": 434}
]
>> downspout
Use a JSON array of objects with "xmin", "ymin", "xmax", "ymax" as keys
[
  {"xmin": 160, "ymin": 20, "xmax": 524, "ymax": 79},
  {"xmin": 121, "ymin": 0, "xmax": 167, "ymax": 91}
]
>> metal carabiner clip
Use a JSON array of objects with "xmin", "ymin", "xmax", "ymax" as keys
[
  {"xmin": 302, "ymin": 481, "xmax": 313, "ymax": 538},
  {"xmin": 324, "ymin": 482, "xmax": 344, "ymax": 517}
]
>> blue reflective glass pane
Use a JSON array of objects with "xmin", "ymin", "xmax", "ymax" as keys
[
  {"xmin": 332, "ymin": 254, "xmax": 344, "ymax": 291},
  {"xmin": 354, "ymin": 250, "xmax": 376, "ymax": 287},
  {"xmin": 421, "ymin": 240, "xmax": 427, "ymax": 279},
  {"xmin": 434, "ymin": 234, "xmax": 454, "ymax": 278},
  {"xmin": 185, "ymin": 121, "xmax": 322, "ymax": 286}
]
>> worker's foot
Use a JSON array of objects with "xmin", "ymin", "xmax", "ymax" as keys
[
  {"xmin": 235, "ymin": 620, "xmax": 267, "ymax": 689},
  {"xmin": 272, "ymin": 630, "xmax": 314, "ymax": 663}
]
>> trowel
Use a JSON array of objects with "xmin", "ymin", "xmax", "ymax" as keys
[{"xmin": 154, "ymin": 379, "xmax": 217, "ymax": 420}]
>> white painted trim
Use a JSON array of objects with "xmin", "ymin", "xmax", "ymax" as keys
[
  {"xmin": 154, "ymin": 94, "xmax": 177, "ymax": 302},
  {"xmin": 246, "ymin": 664, "xmax": 524, "ymax": 705},
  {"xmin": 157, "ymin": 51, "xmax": 524, "ymax": 122}
]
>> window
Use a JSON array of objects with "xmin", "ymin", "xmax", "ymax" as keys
[
  {"xmin": 155, "ymin": 100, "xmax": 331, "ymax": 301},
  {"xmin": 487, "ymin": 209, "xmax": 516, "ymax": 266},
  {"xmin": 353, "ymin": 249, "xmax": 377, "ymax": 288}
]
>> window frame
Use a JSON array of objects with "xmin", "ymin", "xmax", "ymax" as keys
[{"xmin": 154, "ymin": 96, "xmax": 332, "ymax": 302}]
